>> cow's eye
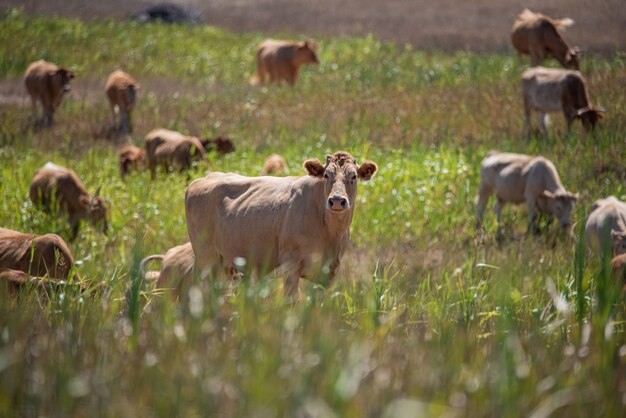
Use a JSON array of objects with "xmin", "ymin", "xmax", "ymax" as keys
[
  {"xmin": 324, "ymin": 173, "xmax": 329, "ymax": 179},
  {"xmin": 351, "ymin": 175, "xmax": 357, "ymax": 181}
]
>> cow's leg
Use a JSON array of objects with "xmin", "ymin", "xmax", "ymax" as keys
[
  {"xmin": 69, "ymin": 219, "xmax": 80, "ymax": 241},
  {"xmin": 538, "ymin": 113, "xmax": 548, "ymax": 136},
  {"xmin": 526, "ymin": 196, "xmax": 539, "ymax": 235},
  {"xmin": 523, "ymin": 95, "xmax": 532, "ymax": 139},
  {"xmin": 475, "ymin": 183, "xmax": 493, "ymax": 229},
  {"xmin": 43, "ymin": 105, "xmax": 54, "ymax": 127},
  {"xmin": 564, "ymin": 108, "xmax": 576, "ymax": 133},
  {"xmin": 493, "ymin": 198, "xmax": 506, "ymax": 235},
  {"xmin": 30, "ymin": 96, "xmax": 38, "ymax": 122},
  {"xmin": 119, "ymin": 111, "xmax": 129, "ymax": 134},
  {"xmin": 286, "ymin": 66, "xmax": 298, "ymax": 86},
  {"xmin": 110, "ymin": 105, "xmax": 118, "ymax": 130}
]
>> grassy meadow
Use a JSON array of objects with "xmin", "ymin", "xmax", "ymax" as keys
[{"xmin": 1, "ymin": 9, "xmax": 626, "ymax": 417}]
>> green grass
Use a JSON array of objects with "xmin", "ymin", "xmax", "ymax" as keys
[{"xmin": 1, "ymin": 10, "xmax": 625, "ymax": 417}]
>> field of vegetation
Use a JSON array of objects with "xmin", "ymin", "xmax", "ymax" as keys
[{"xmin": 0, "ymin": 9, "xmax": 625, "ymax": 417}]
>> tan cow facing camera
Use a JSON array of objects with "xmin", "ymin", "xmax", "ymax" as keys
[
  {"xmin": 250, "ymin": 39, "xmax": 319, "ymax": 86},
  {"xmin": 24, "ymin": 59, "xmax": 74, "ymax": 127},
  {"xmin": 186, "ymin": 151, "xmax": 377, "ymax": 296}
]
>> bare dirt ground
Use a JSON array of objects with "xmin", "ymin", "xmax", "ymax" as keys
[{"xmin": 2, "ymin": 0, "xmax": 624, "ymax": 53}]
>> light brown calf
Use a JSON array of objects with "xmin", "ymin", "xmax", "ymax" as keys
[
  {"xmin": 511, "ymin": 9, "xmax": 579, "ymax": 69},
  {"xmin": 261, "ymin": 154, "xmax": 287, "ymax": 175},
  {"xmin": 476, "ymin": 151, "xmax": 578, "ymax": 235},
  {"xmin": 105, "ymin": 70, "xmax": 140, "ymax": 134},
  {"xmin": 250, "ymin": 39, "xmax": 319, "ymax": 86},
  {"xmin": 24, "ymin": 59, "xmax": 74, "ymax": 127},
  {"xmin": 119, "ymin": 145, "xmax": 146, "ymax": 178},
  {"xmin": 145, "ymin": 128, "xmax": 206, "ymax": 179},
  {"xmin": 585, "ymin": 197, "xmax": 626, "ymax": 258},
  {"xmin": 30, "ymin": 162, "xmax": 109, "ymax": 240},
  {"xmin": 0, "ymin": 227, "xmax": 75, "ymax": 280},
  {"xmin": 522, "ymin": 67, "xmax": 604, "ymax": 138}
]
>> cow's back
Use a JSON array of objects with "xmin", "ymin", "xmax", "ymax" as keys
[
  {"xmin": 24, "ymin": 60, "xmax": 56, "ymax": 96},
  {"xmin": 186, "ymin": 173, "xmax": 313, "ymax": 272},
  {"xmin": 30, "ymin": 166, "xmax": 87, "ymax": 212}
]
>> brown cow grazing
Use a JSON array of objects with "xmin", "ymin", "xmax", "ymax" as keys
[
  {"xmin": 119, "ymin": 145, "xmax": 146, "ymax": 178},
  {"xmin": 200, "ymin": 136, "xmax": 236, "ymax": 155},
  {"xmin": 511, "ymin": 9, "xmax": 579, "ymax": 69},
  {"xmin": 261, "ymin": 154, "xmax": 287, "ymax": 176},
  {"xmin": 476, "ymin": 151, "xmax": 578, "ymax": 236},
  {"xmin": 24, "ymin": 59, "xmax": 74, "ymax": 127},
  {"xmin": 105, "ymin": 70, "xmax": 140, "ymax": 134},
  {"xmin": 0, "ymin": 227, "xmax": 75, "ymax": 281},
  {"xmin": 185, "ymin": 151, "xmax": 378, "ymax": 296},
  {"xmin": 145, "ymin": 128, "xmax": 206, "ymax": 179},
  {"xmin": 250, "ymin": 39, "xmax": 319, "ymax": 86},
  {"xmin": 30, "ymin": 162, "xmax": 109, "ymax": 240},
  {"xmin": 522, "ymin": 67, "xmax": 605, "ymax": 139},
  {"xmin": 140, "ymin": 242, "xmax": 194, "ymax": 296}
]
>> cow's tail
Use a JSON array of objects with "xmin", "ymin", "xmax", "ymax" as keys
[
  {"xmin": 139, "ymin": 255, "xmax": 164, "ymax": 281},
  {"xmin": 554, "ymin": 17, "xmax": 574, "ymax": 29}
]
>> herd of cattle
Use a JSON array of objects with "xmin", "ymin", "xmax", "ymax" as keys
[{"xmin": 1, "ymin": 9, "xmax": 623, "ymax": 297}]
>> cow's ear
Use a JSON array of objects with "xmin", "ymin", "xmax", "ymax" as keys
[
  {"xmin": 542, "ymin": 190, "xmax": 556, "ymax": 200},
  {"xmin": 304, "ymin": 159, "xmax": 325, "ymax": 177},
  {"xmin": 357, "ymin": 161, "xmax": 378, "ymax": 181},
  {"xmin": 567, "ymin": 192, "xmax": 579, "ymax": 202},
  {"xmin": 79, "ymin": 196, "xmax": 90, "ymax": 206},
  {"xmin": 612, "ymin": 230, "xmax": 626, "ymax": 241}
]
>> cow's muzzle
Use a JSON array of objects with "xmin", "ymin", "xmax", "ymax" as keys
[
  {"xmin": 328, "ymin": 196, "xmax": 349, "ymax": 212},
  {"xmin": 62, "ymin": 84, "xmax": 71, "ymax": 93}
]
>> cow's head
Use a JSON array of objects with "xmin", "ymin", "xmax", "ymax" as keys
[
  {"xmin": 577, "ymin": 106, "xmax": 606, "ymax": 131},
  {"xmin": 80, "ymin": 187, "xmax": 109, "ymax": 235},
  {"xmin": 304, "ymin": 151, "xmax": 377, "ymax": 214},
  {"xmin": 296, "ymin": 40, "xmax": 320, "ymax": 65},
  {"xmin": 565, "ymin": 48, "xmax": 579, "ymax": 70},
  {"xmin": 53, "ymin": 68, "xmax": 74, "ymax": 93},
  {"xmin": 201, "ymin": 136, "xmax": 236, "ymax": 154},
  {"xmin": 537, "ymin": 190, "xmax": 578, "ymax": 230},
  {"xmin": 611, "ymin": 230, "xmax": 626, "ymax": 255}
]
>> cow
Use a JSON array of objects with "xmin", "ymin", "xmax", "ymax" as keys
[
  {"xmin": 30, "ymin": 162, "xmax": 109, "ymax": 240},
  {"xmin": 261, "ymin": 154, "xmax": 287, "ymax": 176},
  {"xmin": 145, "ymin": 128, "xmax": 206, "ymax": 179},
  {"xmin": 611, "ymin": 254, "xmax": 626, "ymax": 288},
  {"xmin": 522, "ymin": 67, "xmax": 605, "ymax": 139},
  {"xmin": 105, "ymin": 70, "xmax": 140, "ymax": 134},
  {"xmin": 476, "ymin": 151, "xmax": 578, "ymax": 235},
  {"xmin": 119, "ymin": 145, "xmax": 146, "ymax": 178},
  {"xmin": 24, "ymin": 59, "xmax": 74, "ymax": 127},
  {"xmin": 200, "ymin": 136, "xmax": 236, "ymax": 155},
  {"xmin": 511, "ymin": 9, "xmax": 579, "ymax": 69},
  {"xmin": 250, "ymin": 39, "xmax": 319, "ymax": 86},
  {"xmin": 185, "ymin": 151, "xmax": 378, "ymax": 296},
  {"xmin": 0, "ymin": 227, "xmax": 75, "ymax": 281},
  {"xmin": 584, "ymin": 196, "xmax": 626, "ymax": 258},
  {"xmin": 140, "ymin": 242, "xmax": 194, "ymax": 296}
]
